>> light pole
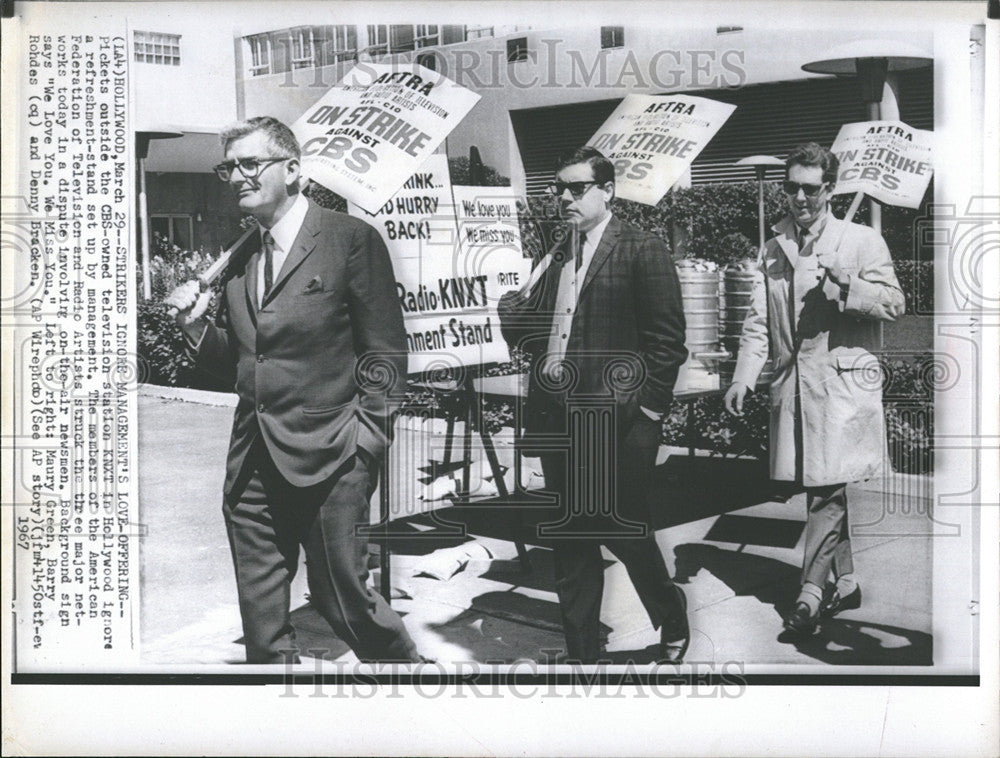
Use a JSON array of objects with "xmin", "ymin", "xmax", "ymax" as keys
[
  {"xmin": 136, "ymin": 125, "xmax": 183, "ymax": 300},
  {"xmin": 802, "ymin": 40, "xmax": 932, "ymax": 233},
  {"xmin": 736, "ymin": 155, "xmax": 784, "ymax": 251}
]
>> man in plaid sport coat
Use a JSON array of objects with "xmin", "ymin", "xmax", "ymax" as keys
[{"xmin": 497, "ymin": 146, "xmax": 690, "ymax": 663}]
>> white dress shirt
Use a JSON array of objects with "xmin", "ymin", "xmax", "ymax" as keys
[
  {"xmin": 545, "ymin": 211, "xmax": 613, "ymax": 366},
  {"xmin": 257, "ymin": 193, "xmax": 309, "ymax": 307},
  {"xmin": 542, "ymin": 212, "xmax": 662, "ymax": 421},
  {"xmin": 186, "ymin": 193, "xmax": 309, "ymax": 348}
]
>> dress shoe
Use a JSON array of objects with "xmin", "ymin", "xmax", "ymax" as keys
[
  {"xmin": 820, "ymin": 585, "xmax": 862, "ymax": 617},
  {"xmin": 783, "ymin": 601, "xmax": 820, "ymax": 635},
  {"xmin": 659, "ymin": 586, "xmax": 690, "ymax": 664}
]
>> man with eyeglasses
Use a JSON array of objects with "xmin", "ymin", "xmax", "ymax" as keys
[
  {"xmin": 163, "ymin": 116, "xmax": 423, "ymax": 664},
  {"xmin": 723, "ymin": 142, "xmax": 905, "ymax": 636},
  {"xmin": 497, "ymin": 146, "xmax": 689, "ymax": 663}
]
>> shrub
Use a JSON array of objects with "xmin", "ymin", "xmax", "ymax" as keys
[
  {"xmin": 670, "ymin": 181, "xmax": 787, "ymax": 265},
  {"xmin": 879, "ymin": 352, "xmax": 934, "ymax": 474},
  {"xmin": 137, "ymin": 298, "xmax": 198, "ymax": 387},
  {"xmin": 144, "ymin": 234, "xmax": 222, "ymax": 301},
  {"xmin": 611, "ymin": 197, "xmax": 673, "ymax": 248},
  {"xmin": 304, "ymin": 181, "xmax": 348, "ymax": 212},
  {"xmin": 662, "ymin": 390, "xmax": 768, "ymax": 458},
  {"xmin": 137, "ymin": 235, "xmax": 226, "ymax": 389},
  {"xmin": 716, "ymin": 232, "xmax": 758, "ymax": 263},
  {"xmin": 881, "ymin": 200, "xmax": 934, "ymax": 266},
  {"xmin": 884, "ymin": 404, "xmax": 933, "ymax": 474},
  {"xmin": 891, "ymin": 259, "xmax": 934, "ymax": 314},
  {"xmin": 447, "ymin": 156, "xmax": 510, "ymax": 187},
  {"xmin": 517, "ymin": 196, "xmax": 561, "ymax": 261}
]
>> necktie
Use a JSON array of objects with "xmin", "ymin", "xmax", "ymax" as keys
[
  {"xmin": 797, "ymin": 226, "xmax": 810, "ymax": 253},
  {"xmin": 575, "ymin": 231, "xmax": 586, "ymax": 273},
  {"xmin": 262, "ymin": 230, "xmax": 274, "ymax": 300},
  {"xmin": 789, "ymin": 227, "xmax": 806, "ymax": 337}
]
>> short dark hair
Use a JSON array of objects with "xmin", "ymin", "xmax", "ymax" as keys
[
  {"xmin": 785, "ymin": 142, "xmax": 838, "ymax": 185},
  {"xmin": 220, "ymin": 116, "xmax": 301, "ymax": 159},
  {"xmin": 555, "ymin": 146, "xmax": 616, "ymax": 186}
]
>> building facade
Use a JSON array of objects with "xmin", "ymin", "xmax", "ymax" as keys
[{"xmin": 140, "ymin": 21, "xmax": 932, "ymax": 255}]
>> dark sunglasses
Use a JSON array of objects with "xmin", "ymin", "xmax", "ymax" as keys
[
  {"xmin": 782, "ymin": 180, "xmax": 828, "ymax": 197},
  {"xmin": 213, "ymin": 156, "xmax": 289, "ymax": 181},
  {"xmin": 546, "ymin": 181, "xmax": 602, "ymax": 200}
]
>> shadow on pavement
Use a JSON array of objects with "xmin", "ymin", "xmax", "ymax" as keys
[
  {"xmin": 478, "ymin": 547, "xmax": 558, "ymax": 591},
  {"xmin": 648, "ymin": 456, "xmax": 797, "ymax": 530},
  {"xmin": 230, "ymin": 603, "xmax": 355, "ymax": 663},
  {"xmin": 673, "ymin": 543, "xmax": 800, "ymax": 607},
  {"xmin": 423, "ymin": 590, "xmax": 574, "ymax": 664},
  {"xmin": 703, "ymin": 514, "xmax": 805, "ymax": 549},
  {"xmin": 382, "ymin": 457, "xmax": 799, "ymax": 551},
  {"xmin": 675, "ymin": 543, "xmax": 930, "ymax": 666},
  {"xmin": 365, "ymin": 516, "xmax": 475, "ymax": 555},
  {"xmin": 778, "ymin": 619, "xmax": 932, "ymax": 666}
]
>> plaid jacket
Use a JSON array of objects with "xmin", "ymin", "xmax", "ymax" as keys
[{"xmin": 498, "ymin": 215, "xmax": 687, "ymax": 442}]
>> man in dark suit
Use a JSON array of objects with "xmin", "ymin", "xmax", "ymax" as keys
[
  {"xmin": 497, "ymin": 146, "xmax": 690, "ymax": 663},
  {"xmin": 164, "ymin": 116, "xmax": 421, "ymax": 664}
]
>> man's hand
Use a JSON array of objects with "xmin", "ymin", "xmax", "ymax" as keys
[
  {"xmin": 723, "ymin": 381, "xmax": 751, "ymax": 416},
  {"xmin": 164, "ymin": 280, "xmax": 212, "ymax": 340}
]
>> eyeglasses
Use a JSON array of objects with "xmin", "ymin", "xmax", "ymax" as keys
[
  {"xmin": 782, "ymin": 180, "xmax": 828, "ymax": 197},
  {"xmin": 546, "ymin": 181, "xmax": 602, "ymax": 200},
  {"xmin": 213, "ymin": 156, "xmax": 289, "ymax": 181}
]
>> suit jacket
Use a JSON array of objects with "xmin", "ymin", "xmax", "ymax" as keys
[
  {"xmin": 194, "ymin": 199, "xmax": 407, "ymax": 494},
  {"xmin": 499, "ymin": 215, "xmax": 687, "ymax": 445},
  {"xmin": 732, "ymin": 214, "xmax": 905, "ymax": 485}
]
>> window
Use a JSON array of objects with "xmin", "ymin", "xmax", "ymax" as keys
[
  {"xmin": 321, "ymin": 25, "xmax": 358, "ymax": 65},
  {"xmin": 464, "ymin": 25, "xmax": 494, "ymax": 40},
  {"xmin": 389, "ymin": 25, "xmax": 415, "ymax": 53},
  {"xmin": 600, "ymin": 26, "xmax": 624, "ymax": 49},
  {"xmin": 506, "ymin": 37, "xmax": 528, "ymax": 63},
  {"xmin": 416, "ymin": 52, "xmax": 438, "ymax": 71},
  {"xmin": 244, "ymin": 24, "xmax": 504, "ymax": 73},
  {"xmin": 248, "ymin": 34, "xmax": 271, "ymax": 76},
  {"xmin": 440, "ymin": 26, "xmax": 467, "ymax": 45},
  {"xmin": 414, "ymin": 25, "xmax": 440, "ymax": 48},
  {"xmin": 248, "ymin": 26, "xmax": 358, "ymax": 75},
  {"xmin": 150, "ymin": 215, "xmax": 193, "ymax": 250},
  {"xmin": 365, "ymin": 25, "xmax": 389, "ymax": 59},
  {"xmin": 134, "ymin": 31, "xmax": 181, "ymax": 65},
  {"xmin": 364, "ymin": 25, "xmax": 481, "ymax": 58},
  {"xmin": 384, "ymin": 26, "xmax": 440, "ymax": 54},
  {"xmin": 289, "ymin": 27, "xmax": 316, "ymax": 69}
]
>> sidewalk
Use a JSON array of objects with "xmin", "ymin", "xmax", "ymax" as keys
[{"xmin": 137, "ymin": 384, "xmax": 933, "ymax": 668}]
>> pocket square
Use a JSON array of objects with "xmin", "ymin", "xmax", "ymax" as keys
[{"xmin": 302, "ymin": 276, "xmax": 323, "ymax": 294}]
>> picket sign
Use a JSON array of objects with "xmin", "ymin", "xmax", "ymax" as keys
[
  {"xmin": 165, "ymin": 224, "xmax": 256, "ymax": 317},
  {"xmin": 517, "ymin": 240, "xmax": 559, "ymax": 298},
  {"xmin": 198, "ymin": 225, "xmax": 257, "ymax": 289},
  {"xmin": 518, "ymin": 93, "xmax": 736, "ymax": 297},
  {"xmin": 829, "ymin": 190, "xmax": 867, "ymax": 251},
  {"xmin": 826, "ymin": 118, "xmax": 934, "ymax": 252}
]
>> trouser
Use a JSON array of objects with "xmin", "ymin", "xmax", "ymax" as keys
[
  {"xmin": 538, "ymin": 412, "xmax": 685, "ymax": 661},
  {"xmin": 801, "ymin": 482, "xmax": 854, "ymax": 588},
  {"xmin": 223, "ymin": 440, "xmax": 419, "ymax": 664}
]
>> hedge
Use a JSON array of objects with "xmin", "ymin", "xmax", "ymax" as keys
[{"xmin": 136, "ymin": 235, "xmax": 227, "ymax": 389}]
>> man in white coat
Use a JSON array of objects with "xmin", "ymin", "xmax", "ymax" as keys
[{"xmin": 724, "ymin": 142, "xmax": 905, "ymax": 635}]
